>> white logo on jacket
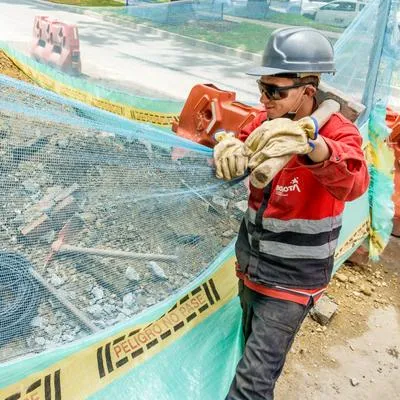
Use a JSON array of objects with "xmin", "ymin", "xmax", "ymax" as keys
[{"xmin": 276, "ymin": 178, "xmax": 301, "ymax": 196}]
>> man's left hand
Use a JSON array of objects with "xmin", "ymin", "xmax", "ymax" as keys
[{"xmin": 245, "ymin": 117, "xmax": 317, "ymax": 169}]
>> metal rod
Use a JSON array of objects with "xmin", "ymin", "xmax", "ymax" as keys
[
  {"xmin": 56, "ymin": 244, "xmax": 178, "ymax": 263},
  {"xmin": 180, "ymin": 179, "xmax": 221, "ymax": 214},
  {"xmin": 30, "ymin": 268, "xmax": 99, "ymax": 333}
]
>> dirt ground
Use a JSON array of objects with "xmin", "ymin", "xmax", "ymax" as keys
[
  {"xmin": 0, "ymin": 51, "xmax": 33, "ymax": 83},
  {"xmin": 276, "ymin": 237, "xmax": 400, "ymax": 399},
  {"xmin": 1, "ymin": 50, "xmax": 399, "ymax": 399}
]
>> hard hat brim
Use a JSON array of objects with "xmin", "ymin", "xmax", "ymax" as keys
[
  {"xmin": 247, "ymin": 66, "xmax": 335, "ymax": 76},
  {"xmin": 246, "ymin": 66, "xmax": 294, "ymax": 76}
]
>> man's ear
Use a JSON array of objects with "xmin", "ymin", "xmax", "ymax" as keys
[{"xmin": 304, "ymin": 85, "xmax": 317, "ymax": 97}]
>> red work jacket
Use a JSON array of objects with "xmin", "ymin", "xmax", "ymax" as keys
[{"xmin": 235, "ymin": 111, "xmax": 369, "ymax": 292}]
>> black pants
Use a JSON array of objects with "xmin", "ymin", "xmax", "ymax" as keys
[{"xmin": 226, "ymin": 282, "xmax": 313, "ymax": 400}]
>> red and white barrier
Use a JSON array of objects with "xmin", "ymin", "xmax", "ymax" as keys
[{"xmin": 31, "ymin": 16, "xmax": 81, "ymax": 75}]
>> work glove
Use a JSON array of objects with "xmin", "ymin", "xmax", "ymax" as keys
[
  {"xmin": 243, "ymin": 117, "xmax": 318, "ymax": 189},
  {"xmin": 244, "ymin": 117, "xmax": 318, "ymax": 168},
  {"xmin": 213, "ymin": 135, "xmax": 248, "ymax": 180}
]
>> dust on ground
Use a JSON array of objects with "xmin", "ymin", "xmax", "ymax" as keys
[{"xmin": 276, "ymin": 237, "xmax": 400, "ymax": 400}]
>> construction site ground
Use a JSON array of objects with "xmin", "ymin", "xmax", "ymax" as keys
[
  {"xmin": 1, "ymin": 52, "xmax": 399, "ymax": 399},
  {"xmin": 276, "ymin": 240, "xmax": 400, "ymax": 399}
]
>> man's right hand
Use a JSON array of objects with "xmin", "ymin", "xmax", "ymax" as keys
[{"xmin": 213, "ymin": 137, "xmax": 248, "ymax": 180}]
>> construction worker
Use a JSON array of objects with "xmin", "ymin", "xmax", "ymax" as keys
[{"xmin": 213, "ymin": 27, "xmax": 369, "ymax": 400}]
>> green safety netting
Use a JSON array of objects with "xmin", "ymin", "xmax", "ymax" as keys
[{"xmin": 0, "ymin": 0, "xmax": 399, "ymax": 399}]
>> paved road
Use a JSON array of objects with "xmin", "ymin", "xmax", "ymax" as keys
[{"xmin": 0, "ymin": 0, "xmax": 260, "ymax": 103}]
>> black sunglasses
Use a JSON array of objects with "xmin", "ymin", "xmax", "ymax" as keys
[{"xmin": 256, "ymin": 79, "xmax": 309, "ymax": 100}]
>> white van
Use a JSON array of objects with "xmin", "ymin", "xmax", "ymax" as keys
[
  {"xmin": 314, "ymin": 0, "xmax": 367, "ymax": 27},
  {"xmin": 275, "ymin": 0, "xmax": 333, "ymax": 16},
  {"xmin": 300, "ymin": 0, "xmax": 334, "ymax": 17}
]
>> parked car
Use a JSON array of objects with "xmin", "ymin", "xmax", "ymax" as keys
[
  {"xmin": 314, "ymin": 0, "xmax": 367, "ymax": 27},
  {"xmin": 272, "ymin": 0, "xmax": 333, "ymax": 17},
  {"xmin": 300, "ymin": 0, "xmax": 334, "ymax": 17}
]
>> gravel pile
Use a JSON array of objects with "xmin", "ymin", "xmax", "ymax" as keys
[{"xmin": 0, "ymin": 87, "xmax": 247, "ymax": 361}]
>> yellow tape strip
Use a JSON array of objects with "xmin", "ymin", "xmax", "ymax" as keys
[
  {"xmin": 365, "ymin": 140, "xmax": 394, "ymax": 257},
  {"xmin": 7, "ymin": 54, "xmax": 179, "ymax": 127},
  {"xmin": 334, "ymin": 219, "xmax": 370, "ymax": 260},
  {"xmin": 1, "ymin": 257, "xmax": 237, "ymax": 400},
  {"xmin": 365, "ymin": 142, "xmax": 395, "ymax": 176},
  {"xmin": 368, "ymin": 229, "xmax": 387, "ymax": 259}
]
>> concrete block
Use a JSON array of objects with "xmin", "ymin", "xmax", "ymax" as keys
[{"xmin": 310, "ymin": 295, "xmax": 338, "ymax": 326}]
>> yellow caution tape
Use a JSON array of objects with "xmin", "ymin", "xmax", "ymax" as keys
[
  {"xmin": 1, "ymin": 256, "xmax": 238, "ymax": 400},
  {"xmin": 334, "ymin": 219, "xmax": 370, "ymax": 260},
  {"xmin": 7, "ymin": 53, "xmax": 179, "ymax": 128},
  {"xmin": 365, "ymin": 142, "xmax": 395, "ymax": 178}
]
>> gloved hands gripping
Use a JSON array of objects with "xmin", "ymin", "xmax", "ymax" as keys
[
  {"xmin": 244, "ymin": 117, "xmax": 318, "ymax": 169},
  {"xmin": 213, "ymin": 136, "xmax": 249, "ymax": 180},
  {"xmin": 213, "ymin": 99, "xmax": 339, "ymax": 187},
  {"xmin": 213, "ymin": 117, "xmax": 317, "ymax": 182}
]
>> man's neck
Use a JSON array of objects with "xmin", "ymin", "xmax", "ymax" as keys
[{"xmin": 293, "ymin": 97, "xmax": 316, "ymax": 120}]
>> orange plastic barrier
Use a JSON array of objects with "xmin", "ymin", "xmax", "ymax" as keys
[
  {"xmin": 386, "ymin": 108, "xmax": 400, "ymax": 142},
  {"xmin": 31, "ymin": 16, "xmax": 81, "ymax": 75},
  {"xmin": 386, "ymin": 107, "xmax": 400, "ymax": 236},
  {"xmin": 172, "ymin": 84, "xmax": 262, "ymax": 148}
]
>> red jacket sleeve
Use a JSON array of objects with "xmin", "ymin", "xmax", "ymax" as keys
[
  {"xmin": 238, "ymin": 111, "xmax": 268, "ymax": 142},
  {"xmin": 297, "ymin": 113, "xmax": 369, "ymax": 202}
]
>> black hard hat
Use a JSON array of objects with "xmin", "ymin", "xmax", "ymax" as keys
[{"xmin": 247, "ymin": 27, "xmax": 335, "ymax": 76}]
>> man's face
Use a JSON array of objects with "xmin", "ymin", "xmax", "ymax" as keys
[{"xmin": 258, "ymin": 75, "xmax": 307, "ymax": 120}]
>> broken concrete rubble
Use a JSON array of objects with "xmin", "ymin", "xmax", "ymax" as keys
[
  {"xmin": 19, "ymin": 183, "xmax": 83, "ymax": 241},
  {"xmin": 125, "ymin": 266, "xmax": 140, "ymax": 282},
  {"xmin": 310, "ymin": 295, "xmax": 338, "ymax": 326},
  {"xmin": 235, "ymin": 200, "xmax": 248, "ymax": 213},
  {"xmin": 335, "ymin": 272, "xmax": 348, "ymax": 283},
  {"xmin": 212, "ymin": 195, "xmax": 229, "ymax": 209},
  {"xmin": 147, "ymin": 261, "xmax": 168, "ymax": 280},
  {"xmin": 0, "ymin": 94, "xmax": 249, "ymax": 361}
]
